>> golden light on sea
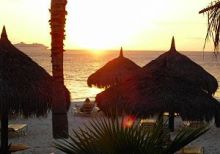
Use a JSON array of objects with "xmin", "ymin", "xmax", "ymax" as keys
[{"xmin": 88, "ymin": 87, "xmax": 104, "ymax": 98}]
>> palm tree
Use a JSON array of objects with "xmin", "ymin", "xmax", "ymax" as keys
[
  {"xmin": 50, "ymin": 0, "xmax": 68, "ymax": 138},
  {"xmin": 199, "ymin": 1, "xmax": 220, "ymax": 54}
]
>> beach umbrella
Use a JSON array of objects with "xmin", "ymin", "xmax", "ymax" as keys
[
  {"xmin": 96, "ymin": 74, "xmax": 220, "ymax": 119},
  {"xmin": 96, "ymin": 71, "xmax": 220, "ymax": 131},
  {"xmin": 143, "ymin": 37, "xmax": 218, "ymax": 95},
  {"xmin": 142, "ymin": 37, "xmax": 219, "ymax": 130},
  {"xmin": 96, "ymin": 37, "xmax": 220, "ymax": 131},
  {"xmin": 87, "ymin": 47, "xmax": 143, "ymax": 88},
  {"xmin": 0, "ymin": 27, "xmax": 70, "ymax": 153}
]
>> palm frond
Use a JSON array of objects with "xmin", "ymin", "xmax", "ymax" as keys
[
  {"xmin": 55, "ymin": 117, "xmax": 209, "ymax": 154},
  {"xmin": 164, "ymin": 125, "xmax": 209, "ymax": 154},
  {"xmin": 200, "ymin": 1, "xmax": 220, "ymax": 54}
]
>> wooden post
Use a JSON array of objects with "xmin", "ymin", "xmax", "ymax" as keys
[
  {"xmin": 169, "ymin": 112, "xmax": 174, "ymax": 132},
  {"xmin": 50, "ymin": 0, "xmax": 68, "ymax": 138},
  {"xmin": 215, "ymin": 111, "xmax": 220, "ymax": 127},
  {"xmin": 1, "ymin": 106, "xmax": 9, "ymax": 153},
  {"xmin": 158, "ymin": 112, "xmax": 163, "ymax": 122},
  {"xmin": 0, "ymin": 27, "xmax": 9, "ymax": 154}
]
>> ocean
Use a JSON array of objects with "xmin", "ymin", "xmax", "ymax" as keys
[{"xmin": 18, "ymin": 47, "xmax": 220, "ymax": 102}]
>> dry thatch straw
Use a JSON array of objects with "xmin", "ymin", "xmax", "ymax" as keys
[
  {"xmin": 0, "ymin": 26, "xmax": 70, "ymax": 117},
  {"xmin": 96, "ymin": 37, "xmax": 220, "ymax": 126},
  {"xmin": 199, "ymin": 1, "xmax": 220, "ymax": 54},
  {"xmin": 87, "ymin": 47, "xmax": 143, "ymax": 88},
  {"xmin": 96, "ymin": 74, "xmax": 220, "ymax": 122},
  {"xmin": 0, "ymin": 26, "xmax": 70, "ymax": 153},
  {"xmin": 143, "ymin": 37, "xmax": 218, "ymax": 95}
]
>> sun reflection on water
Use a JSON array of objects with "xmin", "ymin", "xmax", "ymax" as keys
[{"xmin": 88, "ymin": 87, "xmax": 104, "ymax": 100}]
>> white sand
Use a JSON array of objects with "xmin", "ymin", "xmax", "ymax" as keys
[
  {"xmin": 172, "ymin": 118, "xmax": 220, "ymax": 154},
  {"xmin": 8, "ymin": 103, "xmax": 220, "ymax": 154},
  {"xmin": 9, "ymin": 103, "xmax": 92, "ymax": 154}
]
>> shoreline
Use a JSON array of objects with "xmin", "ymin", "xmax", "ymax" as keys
[{"xmin": 71, "ymin": 97, "xmax": 220, "ymax": 103}]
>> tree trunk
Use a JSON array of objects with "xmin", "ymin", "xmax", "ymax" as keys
[
  {"xmin": 1, "ymin": 107, "xmax": 9, "ymax": 153},
  {"xmin": 50, "ymin": 0, "xmax": 68, "ymax": 138}
]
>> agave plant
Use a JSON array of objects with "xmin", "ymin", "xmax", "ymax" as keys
[{"xmin": 55, "ymin": 116, "xmax": 209, "ymax": 154}]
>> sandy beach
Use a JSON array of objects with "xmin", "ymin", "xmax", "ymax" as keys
[
  {"xmin": 7, "ymin": 102, "xmax": 220, "ymax": 154},
  {"xmin": 9, "ymin": 103, "xmax": 90, "ymax": 154}
]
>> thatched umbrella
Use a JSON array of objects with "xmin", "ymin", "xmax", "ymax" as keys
[
  {"xmin": 87, "ymin": 47, "xmax": 143, "ymax": 88},
  {"xmin": 143, "ymin": 37, "xmax": 218, "ymax": 95},
  {"xmin": 96, "ymin": 74, "xmax": 220, "ymax": 119},
  {"xmin": 96, "ymin": 71, "xmax": 220, "ymax": 131},
  {"xmin": 0, "ymin": 27, "xmax": 70, "ymax": 153},
  {"xmin": 96, "ymin": 37, "xmax": 220, "ymax": 131},
  {"xmin": 143, "ymin": 37, "xmax": 219, "ymax": 130}
]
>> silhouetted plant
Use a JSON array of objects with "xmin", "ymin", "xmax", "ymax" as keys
[{"xmin": 55, "ymin": 116, "xmax": 209, "ymax": 154}]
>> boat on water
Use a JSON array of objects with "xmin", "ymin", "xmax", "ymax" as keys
[{"xmin": 14, "ymin": 42, "xmax": 48, "ymax": 49}]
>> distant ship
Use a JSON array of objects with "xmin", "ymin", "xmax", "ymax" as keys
[{"xmin": 14, "ymin": 42, "xmax": 48, "ymax": 49}]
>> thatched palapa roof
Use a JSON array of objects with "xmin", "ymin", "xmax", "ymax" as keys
[
  {"xmin": 0, "ymin": 26, "xmax": 70, "ymax": 117},
  {"xmin": 96, "ymin": 75, "xmax": 220, "ymax": 121},
  {"xmin": 143, "ymin": 37, "xmax": 218, "ymax": 95},
  {"xmin": 87, "ymin": 47, "xmax": 142, "ymax": 88},
  {"xmin": 96, "ymin": 37, "xmax": 220, "ymax": 124}
]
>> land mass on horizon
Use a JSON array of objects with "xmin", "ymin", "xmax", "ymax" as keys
[{"xmin": 14, "ymin": 42, "xmax": 48, "ymax": 49}]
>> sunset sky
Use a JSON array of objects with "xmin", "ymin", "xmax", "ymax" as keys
[{"xmin": 0, "ymin": 0, "xmax": 214, "ymax": 51}]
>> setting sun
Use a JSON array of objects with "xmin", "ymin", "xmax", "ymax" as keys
[
  {"xmin": 66, "ymin": 0, "xmax": 154, "ymax": 50},
  {"xmin": 64, "ymin": 0, "xmax": 212, "ymax": 51},
  {"xmin": 0, "ymin": 0, "xmax": 212, "ymax": 51},
  {"xmin": 0, "ymin": 0, "xmax": 220, "ymax": 153}
]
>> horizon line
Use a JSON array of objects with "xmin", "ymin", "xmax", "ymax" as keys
[{"xmin": 63, "ymin": 48, "xmax": 215, "ymax": 53}]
